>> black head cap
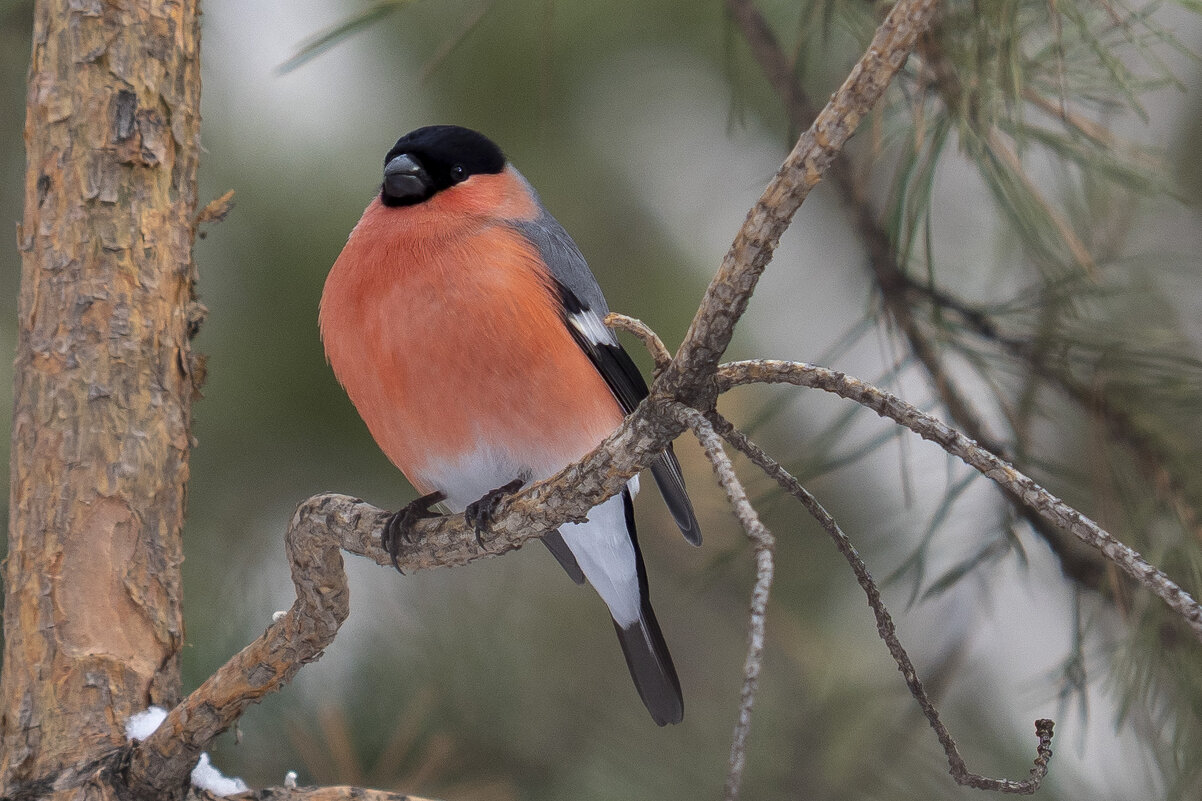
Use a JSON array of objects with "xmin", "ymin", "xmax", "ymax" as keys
[{"xmin": 380, "ymin": 125, "xmax": 506, "ymax": 207}]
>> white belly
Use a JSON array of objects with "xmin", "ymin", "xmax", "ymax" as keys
[{"xmin": 418, "ymin": 441, "xmax": 642, "ymax": 627}]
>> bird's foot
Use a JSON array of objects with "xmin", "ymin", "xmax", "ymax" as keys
[
  {"xmin": 383, "ymin": 490, "xmax": 447, "ymax": 571},
  {"xmin": 465, "ymin": 478, "xmax": 524, "ymax": 544}
]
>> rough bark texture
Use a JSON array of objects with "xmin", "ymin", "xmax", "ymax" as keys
[
  {"xmin": 128, "ymin": 497, "xmax": 353, "ymax": 797},
  {"xmin": 2, "ymin": 0, "xmax": 203, "ymax": 795}
]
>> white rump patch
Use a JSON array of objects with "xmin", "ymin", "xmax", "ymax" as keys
[
  {"xmin": 559, "ymin": 492, "xmax": 641, "ymax": 626},
  {"xmin": 418, "ymin": 438, "xmax": 644, "ymax": 628}
]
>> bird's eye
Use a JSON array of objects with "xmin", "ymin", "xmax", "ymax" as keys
[{"xmin": 450, "ymin": 165, "xmax": 467, "ymax": 183}]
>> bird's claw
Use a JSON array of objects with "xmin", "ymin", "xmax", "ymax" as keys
[
  {"xmin": 383, "ymin": 490, "xmax": 446, "ymax": 571},
  {"xmin": 464, "ymin": 478, "xmax": 524, "ymax": 545}
]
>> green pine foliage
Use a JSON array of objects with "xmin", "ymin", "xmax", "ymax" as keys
[{"xmin": 776, "ymin": 0, "xmax": 1202, "ymax": 794}]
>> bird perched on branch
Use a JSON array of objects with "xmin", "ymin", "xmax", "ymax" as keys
[{"xmin": 320, "ymin": 125, "xmax": 701, "ymax": 725}]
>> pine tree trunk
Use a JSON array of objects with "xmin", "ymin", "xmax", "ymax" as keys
[{"xmin": 2, "ymin": 0, "xmax": 202, "ymax": 796}]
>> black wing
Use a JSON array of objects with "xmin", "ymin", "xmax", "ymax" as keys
[
  {"xmin": 553, "ymin": 281, "xmax": 701, "ymax": 546},
  {"xmin": 509, "ymin": 204, "xmax": 701, "ymax": 545}
]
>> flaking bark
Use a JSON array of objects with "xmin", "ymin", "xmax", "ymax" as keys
[{"xmin": 2, "ymin": 0, "xmax": 203, "ymax": 796}]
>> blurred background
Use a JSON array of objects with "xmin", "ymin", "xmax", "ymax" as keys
[{"xmin": 4, "ymin": 0, "xmax": 1202, "ymax": 798}]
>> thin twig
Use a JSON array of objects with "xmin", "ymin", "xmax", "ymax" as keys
[
  {"xmin": 717, "ymin": 359, "xmax": 1202, "ymax": 644},
  {"xmin": 709, "ymin": 412, "xmax": 1055, "ymax": 793},
  {"xmin": 903, "ymin": 274, "xmax": 1202, "ymax": 544},
  {"xmin": 671, "ymin": 405, "xmax": 774, "ymax": 801},
  {"xmin": 604, "ymin": 312, "xmax": 672, "ymax": 374}
]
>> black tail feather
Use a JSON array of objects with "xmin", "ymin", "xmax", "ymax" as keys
[
  {"xmin": 616, "ymin": 489, "xmax": 683, "ymax": 725},
  {"xmin": 613, "ymin": 604, "xmax": 684, "ymax": 726},
  {"xmin": 542, "ymin": 530, "xmax": 586, "ymax": 584},
  {"xmin": 651, "ymin": 446, "xmax": 701, "ymax": 546}
]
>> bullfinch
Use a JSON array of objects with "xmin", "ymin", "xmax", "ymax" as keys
[{"xmin": 320, "ymin": 125, "xmax": 700, "ymax": 726}]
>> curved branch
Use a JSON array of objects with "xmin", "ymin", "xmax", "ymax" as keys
[
  {"xmin": 709, "ymin": 412, "xmax": 1055, "ymax": 793},
  {"xmin": 605, "ymin": 312, "xmax": 672, "ymax": 374},
  {"xmin": 122, "ymin": 395, "xmax": 687, "ymax": 797},
  {"xmin": 127, "ymin": 495, "xmax": 362, "ymax": 796},
  {"xmin": 717, "ymin": 359, "xmax": 1202, "ymax": 644},
  {"xmin": 122, "ymin": 386, "xmax": 699, "ymax": 796}
]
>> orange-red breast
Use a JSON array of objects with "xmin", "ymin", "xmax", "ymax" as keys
[{"xmin": 320, "ymin": 125, "xmax": 699, "ymax": 725}]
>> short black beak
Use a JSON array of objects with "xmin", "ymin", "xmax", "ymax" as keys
[{"xmin": 382, "ymin": 153, "xmax": 432, "ymax": 204}]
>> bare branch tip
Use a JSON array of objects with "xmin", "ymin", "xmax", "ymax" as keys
[
  {"xmin": 195, "ymin": 189, "xmax": 236, "ymax": 228},
  {"xmin": 604, "ymin": 312, "xmax": 672, "ymax": 373}
]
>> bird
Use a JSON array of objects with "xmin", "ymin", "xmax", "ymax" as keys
[{"xmin": 320, "ymin": 124, "xmax": 700, "ymax": 726}]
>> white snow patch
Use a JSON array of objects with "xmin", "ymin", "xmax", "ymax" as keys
[
  {"xmin": 124, "ymin": 706, "xmax": 167, "ymax": 740},
  {"xmin": 191, "ymin": 752, "xmax": 250, "ymax": 797},
  {"xmin": 126, "ymin": 706, "xmax": 249, "ymax": 797}
]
